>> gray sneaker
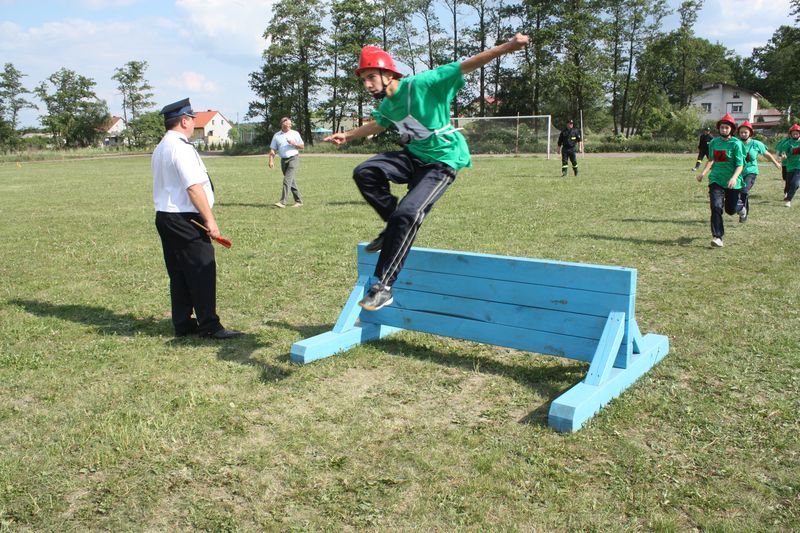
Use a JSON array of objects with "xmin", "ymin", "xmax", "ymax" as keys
[
  {"xmin": 359, "ymin": 283, "xmax": 393, "ymax": 311},
  {"xmin": 739, "ymin": 206, "xmax": 747, "ymax": 223},
  {"xmin": 711, "ymin": 237, "xmax": 724, "ymax": 247}
]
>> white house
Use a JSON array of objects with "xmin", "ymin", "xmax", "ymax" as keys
[
  {"xmin": 192, "ymin": 110, "xmax": 233, "ymax": 145},
  {"xmin": 691, "ymin": 83, "xmax": 762, "ymax": 125},
  {"xmin": 103, "ymin": 116, "xmax": 126, "ymax": 146}
]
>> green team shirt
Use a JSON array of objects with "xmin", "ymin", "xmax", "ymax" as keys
[
  {"xmin": 371, "ymin": 62, "xmax": 472, "ymax": 170},
  {"xmin": 706, "ymin": 136, "xmax": 745, "ymax": 188},
  {"xmin": 741, "ymin": 139, "xmax": 768, "ymax": 176},
  {"xmin": 783, "ymin": 138, "xmax": 800, "ymax": 172},
  {"xmin": 776, "ymin": 137, "xmax": 789, "ymax": 167}
]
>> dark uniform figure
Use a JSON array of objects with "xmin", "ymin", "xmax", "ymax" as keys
[
  {"xmin": 692, "ymin": 127, "xmax": 714, "ymax": 171},
  {"xmin": 152, "ymin": 98, "xmax": 243, "ymax": 339},
  {"xmin": 557, "ymin": 119, "xmax": 581, "ymax": 176}
]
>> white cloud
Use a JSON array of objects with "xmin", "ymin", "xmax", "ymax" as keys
[
  {"xmin": 166, "ymin": 71, "xmax": 220, "ymax": 93},
  {"xmin": 175, "ymin": 0, "xmax": 275, "ymax": 58}
]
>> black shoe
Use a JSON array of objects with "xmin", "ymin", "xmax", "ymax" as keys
[
  {"xmin": 359, "ymin": 283, "xmax": 393, "ymax": 311},
  {"xmin": 573, "ymin": 168, "xmax": 579, "ymax": 176},
  {"xmin": 202, "ymin": 328, "xmax": 244, "ymax": 339},
  {"xmin": 561, "ymin": 171, "xmax": 567, "ymax": 177},
  {"xmin": 365, "ymin": 232, "xmax": 384, "ymax": 253}
]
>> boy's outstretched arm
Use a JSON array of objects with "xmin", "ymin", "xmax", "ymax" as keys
[{"xmin": 460, "ymin": 33, "xmax": 529, "ymax": 75}]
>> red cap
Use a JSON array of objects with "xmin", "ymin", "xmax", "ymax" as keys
[
  {"xmin": 789, "ymin": 124, "xmax": 800, "ymax": 133},
  {"xmin": 716, "ymin": 113, "xmax": 737, "ymax": 130},
  {"xmin": 355, "ymin": 46, "xmax": 403, "ymax": 78},
  {"xmin": 738, "ymin": 120, "xmax": 753, "ymax": 134}
]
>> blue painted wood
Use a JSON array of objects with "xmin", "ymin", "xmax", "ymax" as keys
[
  {"xmin": 370, "ymin": 269, "xmax": 632, "ymax": 318},
  {"xmin": 292, "ymin": 244, "xmax": 669, "ymax": 432},
  {"xmin": 367, "ymin": 306, "xmax": 599, "ymax": 361},
  {"xmin": 584, "ymin": 312, "xmax": 626, "ymax": 386},
  {"xmin": 548, "ymin": 333, "xmax": 669, "ymax": 432},
  {"xmin": 333, "ymin": 275, "xmax": 371, "ymax": 333},
  {"xmin": 357, "ymin": 245, "xmax": 637, "ymax": 295},
  {"xmin": 368, "ymin": 288, "xmax": 610, "ymax": 340},
  {"xmin": 290, "ymin": 323, "xmax": 402, "ymax": 364}
]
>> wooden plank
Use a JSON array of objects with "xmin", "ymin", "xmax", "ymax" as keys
[
  {"xmin": 548, "ymin": 332, "xmax": 669, "ymax": 432},
  {"xmin": 290, "ymin": 323, "xmax": 402, "ymax": 364},
  {"xmin": 358, "ymin": 244, "xmax": 636, "ymax": 295},
  {"xmin": 584, "ymin": 312, "xmax": 626, "ymax": 386},
  {"xmin": 365, "ymin": 306, "xmax": 599, "ymax": 361},
  {"xmin": 333, "ymin": 275, "xmax": 370, "ymax": 333},
  {"xmin": 379, "ymin": 288, "xmax": 609, "ymax": 340},
  {"xmin": 378, "ymin": 269, "xmax": 632, "ymax": 318}
]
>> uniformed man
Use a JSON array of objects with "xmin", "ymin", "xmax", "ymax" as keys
[
  {"xmin": 557, "ymin": 119, "xmax": 581, "ymax": 176},
  {"xmin": 691, "ymin": 126, "xmax": 714, "ymax": 172},
  {"xmin": 152, "ymin": 98, "xmax": 243, "ymax": 339}
]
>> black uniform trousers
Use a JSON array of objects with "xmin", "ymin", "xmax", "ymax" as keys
[
  {"xmin": 353, "ymin": 150, "xmax": 456, "ymax": 287},
  {"xmin": 708, "ymin": 183, "xmax": 743, "ymax": 239},
  {"xmin": 155, "ymin": 211, "xmax": 221, "ymax": 336},
  {"xmin": 561, "ymin": 149, "xmax": 578, "ymax": 173}
]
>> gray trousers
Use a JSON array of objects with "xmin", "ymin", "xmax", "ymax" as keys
[{"xmin": 279, "ymin": 156, "xmax": 302, "ymax": 204}]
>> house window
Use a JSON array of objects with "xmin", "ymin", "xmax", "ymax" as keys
[
  {"xmin": 701, "ymin": 103, "xmax": 711, "ymax": 113},
  {"xmin": 727, "ymin": 102, "xmax": 743, "ymax": 113},
  {"xmin": 733, "ymin": 91, "xmax": 740, "ymax": 98}
]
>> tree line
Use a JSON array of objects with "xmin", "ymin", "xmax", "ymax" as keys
[
  {"xmin": 247, "ymin": 0, "xmax": 800, "ymax": 145},
  {"xmin": 0, "ymin": 60, "xmax": 162, "ymax": 150},
  {"xmin": 1, "ymin": 0, "xmax": 798, "ymax": 151}
]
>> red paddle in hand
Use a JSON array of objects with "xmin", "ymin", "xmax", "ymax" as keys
[{"xmin": 190, "ymin": 219, "xmax": 232, "ymax": 248}]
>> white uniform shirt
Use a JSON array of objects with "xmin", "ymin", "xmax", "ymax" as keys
[
  {"xmin": 152, "ymin": 130, "xmax": 214, "ymax": 212},
  {"xmin": 270, "ymin": 129, "xmax": 303, "ymax": 159}
]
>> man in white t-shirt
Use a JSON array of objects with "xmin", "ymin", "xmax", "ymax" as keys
[
  {"xmin": 268, "ymin": 117, "xmax": 304, "ymax": 208},
  {"xmin": 152, "ymin": 97, "xmax": 243, "ymax": 339}
]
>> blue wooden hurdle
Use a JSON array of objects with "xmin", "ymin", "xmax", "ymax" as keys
[{"xmin": 291, "ymin": 244, "xmax": 669, "ymax": 432}]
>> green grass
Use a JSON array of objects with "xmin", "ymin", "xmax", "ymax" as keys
[{"xmin": 0, "ymin": 153, "xmax": 798, "ymax": 531}]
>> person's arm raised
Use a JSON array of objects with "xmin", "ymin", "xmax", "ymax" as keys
[{"xmin": 460, "ymin": 33, "xmax": 529, "ymax": 75}]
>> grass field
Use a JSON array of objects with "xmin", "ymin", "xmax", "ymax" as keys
[{"xmin": 1, "ymin": 152, "xmax": 798, "ymax": 531}]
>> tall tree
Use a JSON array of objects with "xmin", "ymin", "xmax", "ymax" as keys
[
  {"xmin": 250, "ymin": 0, "xmax": 327, "ymax": 142},
  {"xmin": 415, "ymin": 0, "xmax": 448, "ymax": 70},
  {"xmin": 550, "ymin": 0, "xmax": 607, "ymax": 126},
  {"xmin": 111, "ymin": 60, "xmax": 155, "ymax": 148},
  {"xmin": 603, "ymin": 0, "xmax": 668, "ymax": 135},
  {"xmin": 752, "ymin": 25, "xmax": 800, "ymax": 112},
  {"xmin": 34, "ymin": 68, "xmax": 109, "ymax": 148},
  {"xmin": 0, "ymin": 63, "xmax": 37, "ymax": 147}
]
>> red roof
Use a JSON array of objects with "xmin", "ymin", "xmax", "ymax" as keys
[{"xmin": 193, "ymin": 110, "xmax": 229, "ymax": 128}]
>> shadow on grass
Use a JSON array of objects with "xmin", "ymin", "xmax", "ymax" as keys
[
  {"xmin": 616, "ymin": 217, "xmax": 705, "ymax": 226},
  {"xmin": 371, "ymin": 336, "xmax": 587, "ymax": 429},
  {"xmin": 215, "ymin": 202, "xmax": 272, "ymax": 208},
  {"xmin": 261, "ymin": 318, "xmax": 587, "ymax": 428},
  {"xmin": 581, "ymin": 233, "xmax": 699, "ymax": 247},
  {"xmin": 9, "ymin": 299, "xmax": 292, "ymax": 383},
  {"xmin": 326, "ymin": 200, "xmax": 365, "ymax": 207},
  {"xmin": 263, "ymin": 319, "xmax": 331, "ymax": 339}
]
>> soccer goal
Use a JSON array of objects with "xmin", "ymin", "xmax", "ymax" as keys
[{"xmin": 451, "ymin": 115, "xmax": 552, "ymax": 158}]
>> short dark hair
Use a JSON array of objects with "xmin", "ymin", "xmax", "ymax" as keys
[{"xmin": 165, "ymin": 116, "xmax": 182, "ymax": 131}]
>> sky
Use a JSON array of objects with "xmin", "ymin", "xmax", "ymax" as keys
[{"xmin": 0, "ymin": 0, "xmax": 792, "ymax": 129}]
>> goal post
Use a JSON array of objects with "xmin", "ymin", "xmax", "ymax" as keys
[{"xmin": 451, "ymin": 114, "xmax": 552, "ymax": 158}]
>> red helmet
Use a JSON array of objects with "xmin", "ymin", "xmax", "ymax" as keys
[
  {"xmin": 789, "ymin": 124, "xmax": 800, "ymax": 133},
  {"xmin": 738, "ymin": 120, "xmax": 753, "ymax": 134},
  {"xmin": 355, "ymin": 46, "xmax": 403, "ymax": 78},
  {"xmin": 716, "ymin": 113, "xmax": 736, "ymax": 130}
]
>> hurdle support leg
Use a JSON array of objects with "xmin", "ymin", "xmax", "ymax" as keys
[
  {"xmin": 548, "ymin": 314, "xmax": 669, "ymax": 432},
  {"xmin": 290, "ymin": 275, "xmax": 403, "ymax": 364}
]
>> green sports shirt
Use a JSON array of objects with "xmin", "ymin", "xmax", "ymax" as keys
[
  {"xmin": 776, "ymin": 137, "xmax": 789, "ymax": 167},
  {"xmin": 371, "ymin": 62, "xmax": 472, "ymax": 170},
  {"xmin": 783, "ymin": 138, "xmax": 800, "ymax": 172},
  {"xmin": 741, "ymin": 139, "xmax": 768, "ymax": 176},
  {"xmin": 706, "ymin": 136, "xmax": 745, "ymax": 188}
]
